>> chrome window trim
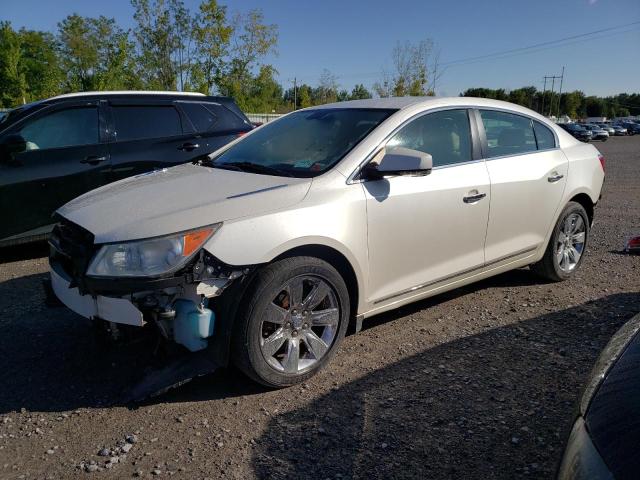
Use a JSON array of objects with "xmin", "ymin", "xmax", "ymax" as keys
[
  {"xmin": 347, "ymin": 104, "xmax": 561, "ymax": 184},
  {"xmin": 483, "ymin": 146, "xmax": 560, "ymax": 162},
  {"xmin": 346, "ymin": 105, "xmax": 479, "ymax": 184}
]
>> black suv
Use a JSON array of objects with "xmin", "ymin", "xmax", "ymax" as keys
[
  {"xmin": 559, "ymin": 123, "xmax": 592, "ymax": 142},
  {"xmin": 0, "ymin": 92, "xmax": 252, "ymax": 246}
]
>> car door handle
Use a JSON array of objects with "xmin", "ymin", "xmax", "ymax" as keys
[
  {"xmin": 463, "ymin": 192, "xmax": 486, "ymax": 204},
  {"xmin": 548, "ymin": 173, "xmax": 564, "ymax": 183},
  {"xmin": 178, "ymin": 142, "xmax": 200, "ymax": 151},
  {"xmin": 80, "ymin": 155, "xmax": 107, "ymax": 165}
]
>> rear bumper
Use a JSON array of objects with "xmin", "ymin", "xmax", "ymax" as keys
[{"xmin": 50, "ymin": 262, "xmax": 144, "ymax": 327}]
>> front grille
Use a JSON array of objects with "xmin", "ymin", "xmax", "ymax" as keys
[{"xmin": 49, "ymin": 219, "xmax": 96, "ymax": 284}]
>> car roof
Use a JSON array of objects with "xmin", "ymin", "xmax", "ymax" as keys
[
  {"xmin": 310, "ymin": 96, "xmax": 553, "ymax": 119},
  {"xmin": 48, "ymin": 90, "xmax": 206, "ymax": 101}
]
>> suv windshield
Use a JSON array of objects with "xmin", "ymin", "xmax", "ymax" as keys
[{"xmin": 209, "ymin": 108, "xmax": 395, "ymax": 177}]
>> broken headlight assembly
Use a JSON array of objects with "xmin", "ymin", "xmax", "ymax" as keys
[{"xmin": 86, "ymin": 224, "xmax": 222, "ymax": 277}]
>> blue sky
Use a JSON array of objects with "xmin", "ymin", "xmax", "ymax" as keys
[{"xmin": 3, "ymin": 0, "xmax": 639, "ymax": 96}]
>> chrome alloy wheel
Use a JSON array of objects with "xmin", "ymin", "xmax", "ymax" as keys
[
  {"xmin": 260, "ymin": 275, "xmax": 340, "ymax": 374},
  {"xmin": 556, "ymin": 212, "xmax": 586, "ymax": 273}
]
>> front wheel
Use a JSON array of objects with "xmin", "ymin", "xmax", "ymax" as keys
[
  {"xmin": 531, "ymin": 201, "xmax": 590, "ymax": 282},
  {"xmin": 232, "ymin": 256, "xmax": 350, "ymax": 387}
]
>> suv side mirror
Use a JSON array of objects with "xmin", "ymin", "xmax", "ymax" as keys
[
  {"xmin": 0, "ymin": 134, "xmax": 27, "ymax": 162},
  {"xmin": 362, "ymin": 147, "xmax": 433, "ymax": 180}
]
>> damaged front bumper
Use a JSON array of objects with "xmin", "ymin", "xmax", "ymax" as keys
[
  {"xmin": 50, "ymin": 263, "xmax": 145, "ymax": 326},
  {"xmin": 48, "ymin": 220, "xmax": 251, "ymax": 352}
]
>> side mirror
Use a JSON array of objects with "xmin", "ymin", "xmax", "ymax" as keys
[
  {"xmin": 0, "ymin": 134, "xmax": 27, "ymax": 165},
  {"xmin": 362, "ymin": 147, "xmax": 433, "ymax": 180}
]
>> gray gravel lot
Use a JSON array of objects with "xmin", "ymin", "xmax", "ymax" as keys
[{"xmin": 0, "ymin": 137, "xmax": 638, "ymax": 479}]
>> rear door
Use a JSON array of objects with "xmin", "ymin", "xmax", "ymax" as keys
[
  {"xmin": 477, "ymin": 109, "xmax": 568, "ymax": 263},
  {"xmin": 106, "ymin": 99, "xmax": 202, "ymax": 183},
  {"xmin": 0, "ymin": 101, "xmax": 108, "ymax": 240}
]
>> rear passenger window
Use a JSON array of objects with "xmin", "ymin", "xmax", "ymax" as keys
[
  {"xmin": 180, "ymin": 103, "xmax": 217, "ymax": 132},
  {"xmin": 112, "ymin": 105, "xmax": 182, "ymax": 142},
  {"xmin": 533, "ymin": 120, "xmax": 556, "ymax": 150},
  {"xmin": 480, "ymin": 110, "xmax": 536, "ymax": 158},
  {"xmin": 387, "ymin": 109, "xmax": 472, "ymax": 167}
]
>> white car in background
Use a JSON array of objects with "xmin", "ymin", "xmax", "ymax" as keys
[{"xmin": 49, "ymin": 97, "xmax": 605, "ymax": 387}]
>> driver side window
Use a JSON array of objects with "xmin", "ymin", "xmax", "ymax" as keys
[
  {"xmin": 18, "ymin": 107, "xmax": 99, "ymax": 151},
  {"xmin": 387, "ymin": 109, "xmax": 472, "ymax": 167}
]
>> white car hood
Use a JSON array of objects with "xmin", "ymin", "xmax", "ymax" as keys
[{"xmin": 57, "ymin": 163, "xmax": 312, "ymax": 243}]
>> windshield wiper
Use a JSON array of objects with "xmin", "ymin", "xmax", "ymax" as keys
[{"xmin": 211, "ymin": 161, "xmax": 294, "ymax": 177}]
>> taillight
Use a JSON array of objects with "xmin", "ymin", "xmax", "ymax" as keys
[
  {"xmin": 598, "ymin": 154, "xmax": 605, "ymax": 172},
  {"xmin": 626, "ymin": 236, "xmax": 640, "ymax": 254}
]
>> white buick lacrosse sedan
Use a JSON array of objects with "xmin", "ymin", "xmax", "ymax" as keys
[{"xmin": 50, "ymin": 97, "xmax": 605, "ymax": 387}]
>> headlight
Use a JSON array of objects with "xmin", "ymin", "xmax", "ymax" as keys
[{"xmin": 87, "ymin": 224, "xmax": 221, "ymax": 277}]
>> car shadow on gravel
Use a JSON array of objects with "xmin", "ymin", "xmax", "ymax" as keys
[
  {"xmin": 0, "ymin": 242, "xmax": 49, "ymax": 264},
  {"xmin": 0, "ymin": 267, "xmax": 540, "ymax": 414},
  {"xmin": 250, "ymin": 292, "xmax": 640, "ymax": 480},
  {"xmin": 0, "ymin": 265, "xmax": 635, "ymax": 425},
  {"xmin": 0, "ymin": 271, "xmax": 269, "ymax": 414}
]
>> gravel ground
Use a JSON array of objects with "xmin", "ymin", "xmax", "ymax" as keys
[{"xmin": 0, "ymin": 136, "xmax": 638, "ymax": 480}]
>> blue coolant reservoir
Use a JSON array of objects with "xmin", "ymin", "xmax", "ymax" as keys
[{"xmin": 173, "ymin": 300, "xmax": 215, "ymax": 352}]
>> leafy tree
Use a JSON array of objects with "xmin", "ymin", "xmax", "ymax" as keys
[
  {"xmin": 374, "ymin": 40, "xmax": 437, "ymax": 97},
  {"xmin": 349, "ymin": 83, "xmax": 372, "ymax": 100},
  {"xmin": 584, "ymin": 96, "xmax": 605, "ymax": 117},
  {"xmin": 218, "ymin": 9, "xmax": 277, "ymax": 106},
  {"xmin": 131, "ymin": 0, "xmax": 186, "ymax": 90},
  {"xmin": 243, "ymin": 65, "xmax": 283, "ymax": 112},
  {"xmin": 314, "ymin": 69, "xmax": 338, "ymax": 104},
  {"xmin": 58, "ymin": 15, "xmax": 139, "ymax": 91},
  {"xmin": 0, "ymin": 22, "xmax": 27, "ymax": 107},
  {"xmin": 18, "ymin": 29, "xmax": 62, "ymax": 102},
  {"xmin": 559, "ymin": 91, "xmax": 584, "ymax": 118},
  {"xmin": 192, "ymin": 0, "xmax": 232, "ymax": 94}
]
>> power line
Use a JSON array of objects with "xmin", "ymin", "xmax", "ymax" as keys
[
  {"xmin": 440, "ymin": 21, "xmax": 640, "ymax": 67},
  {"xmin": 288, "ymin": 20, "xmax": 640, "ymax": 84}
]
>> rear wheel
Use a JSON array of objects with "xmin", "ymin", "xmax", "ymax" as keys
[
  {"xmin": 232, "ymin": 256, "xmax": 350, "ymax": 387},
  {"xmin": 531, "ymin": 201, "xmax": 590, "ymax": 282}
]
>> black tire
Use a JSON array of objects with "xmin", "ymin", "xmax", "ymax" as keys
[
  {"xmin": 232, "ymin": 256, "xmax": 350, "ymax": 387},
  {"xmin": 531, "ymin": 201, "xmax": 590, "ymax": 282}
]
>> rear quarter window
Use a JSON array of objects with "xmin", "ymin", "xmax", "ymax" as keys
[
  {"xmin": 179, "ymin": 102, "xmax": 217, "ymax": 133},
  {"xmin": 533, "ymin": 121, "xmax": 556, "ymax": 149}
]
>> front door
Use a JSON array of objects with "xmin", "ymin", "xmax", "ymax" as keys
[
  {"xmin": 0, "ymin": 102, "xmax": 108, "ymax": 241},
  {"xmin": 364, "ymin": 109, "xmax": 490, "ymax": 304}
]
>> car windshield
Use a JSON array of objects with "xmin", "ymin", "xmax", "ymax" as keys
[{"xmin": 209, "ymin": 108, "xmax": 396, "ymax": 177}]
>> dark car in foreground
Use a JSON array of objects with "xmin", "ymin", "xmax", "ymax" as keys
[
  {"xmin": 0, "ymin": 91, "xmax": 252, "ymax": 247},
  {"xmin": 557, "ymin": 313, "xmax": 640, "ymax": 480},
  {"xmin": 559, "ymin": 123, "xmax": 592, "ymax": 142}
]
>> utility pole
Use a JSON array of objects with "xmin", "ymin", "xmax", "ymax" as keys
[
  {"xmin": 541, "ymin": 76, "xmax": 548, "ymax": 115},
  {"xmin": 294, "ymin": 77, "xmax": 297, "ymax": 110},
  {"xmin": 556, "ymin": 66, "xmax": 565, "ymax": 118},
  {"xmin": 542, "ymin": 71, "xmax": 563, "ymax": 118}
]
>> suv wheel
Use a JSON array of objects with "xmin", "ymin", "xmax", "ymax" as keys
[
  {"xmin": 531, "ymin": 201, "xmax": 590, "ymax": 282},
  {"xmin": 232, "ymin": 256, "xmax": 350, "ymax": 387}
]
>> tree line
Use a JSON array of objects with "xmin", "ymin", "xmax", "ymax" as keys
[
  {"xmin": 0, "ymin": 0, "xmax": 377, "ymax": 113},
  {"xmin": 0, "ymin": 1, "xmax": 637, "ymax": 117},
  {"xmin": 461, "ymin": 87, "xmax": 638, "ymax": 119}
]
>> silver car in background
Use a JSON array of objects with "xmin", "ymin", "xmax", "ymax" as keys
[{"xmin": 49, "ymin": 97, "xmax": 605, "ymax": 387}]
